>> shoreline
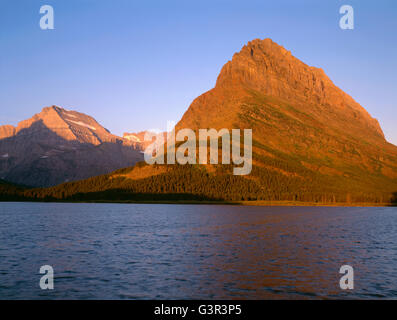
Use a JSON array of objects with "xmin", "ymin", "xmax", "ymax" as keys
[{"xmin": 1, "ymin": 199, "xmax": 395, "ymax": 207}]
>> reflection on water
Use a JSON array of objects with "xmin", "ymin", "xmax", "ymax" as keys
[{"xmin": 0, "ymin": 203, "xmax": 396, "ymax": 299}]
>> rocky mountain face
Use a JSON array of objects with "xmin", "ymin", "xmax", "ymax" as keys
[
  {"xmin": 178, "ymin": 39, "xmax": 384, "ymax": 137},
  {"xmin": 224, "ymin": 40, "xmax": 383, "ymax": 137},
  {"xmin": 0, "ymin": 106, "xmax": 143, "ymax": 187}
]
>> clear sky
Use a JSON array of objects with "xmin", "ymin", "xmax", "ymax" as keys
[{"xmin": 0, "ymin": 0, "xmax": 396, "ymax": 144}]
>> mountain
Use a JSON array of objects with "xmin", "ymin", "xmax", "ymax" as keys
[
  {"xmin": 0, "ymin": 106, "xmax": 143, "ymax": 187},
  {"xmin": 173, "ymin": 38, "xmax": 397, "ymax": 199},
  {"xmin": 4, "ymin": 39, "xmax": 397, "ymax": 204}
]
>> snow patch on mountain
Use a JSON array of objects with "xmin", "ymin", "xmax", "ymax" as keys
[
  {"xmin": 124, "ymin": 134, "xmax": 141, "ymax": 142},
  {"xmin": 67, "ymin": 120, "xmax": 97, "ymax": 131}
]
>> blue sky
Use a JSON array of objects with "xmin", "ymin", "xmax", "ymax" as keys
[{"xmin": 0, "ymin": 0, "xmax": 396, "ymax": 144}]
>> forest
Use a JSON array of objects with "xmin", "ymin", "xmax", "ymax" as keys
[{"xmin": 1, "ymin": 153, "xmax": 396, "ymax": 205}]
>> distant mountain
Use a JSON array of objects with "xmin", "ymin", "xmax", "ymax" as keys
[
  {"xmin": 3, "ymin": 39, "xmax": 397, "ymax": 204},
  {"xmin": 0, "ymin": 106, "xmax": 143, "ymax": 187},
  {"xmin": 123, "ymin": 131, "xmax": 166, "ymax": 150},
  {"xmin": 124, "ymin": 132, "xmax": 144, "ymax": 143}
]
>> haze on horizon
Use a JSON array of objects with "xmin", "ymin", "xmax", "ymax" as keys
[{"xmin": 0, "ymin": 0, "xmax": 396, "ymax": 145}]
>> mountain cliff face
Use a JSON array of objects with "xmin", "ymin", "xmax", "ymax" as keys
[
  {"xmin": 178, "ymin": 39, "xmax": 384, "ymax": 138},
  {"xmin": 0, "ymin": 106, "xmax": 143, "ymax": 187}
]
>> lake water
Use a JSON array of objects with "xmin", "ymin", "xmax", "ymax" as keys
[{"xmin": 0, "ymin": 203, "xmax": 396, "ymax": 299}]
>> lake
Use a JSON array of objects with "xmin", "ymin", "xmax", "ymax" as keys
[{"xmin": 0, "ymin": 203, "xmax": 396, "ymax": 299}]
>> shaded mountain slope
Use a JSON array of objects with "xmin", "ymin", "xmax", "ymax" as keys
[{"xmin": 0, "ymin": 179, "xmax": 29, "ymax": 201}]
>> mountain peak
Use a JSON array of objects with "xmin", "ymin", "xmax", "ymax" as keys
[
  {"xmin": 245, "ymin": 38, "xmax": 292, "ymax": 56},
  {"xmin": 43, "ymin": 104, "xmax": 64, "ymax": 111},
  {"xmin": 1, "ymin": 105, "xmax": 126, "ymax": 145},
  {"xmin": 212, "ymin": 38, "xmax": 384, "ymax": 139},
  {"xmin": 40, "ymin": 105, "xmax": 68, "ymax": 116}
]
